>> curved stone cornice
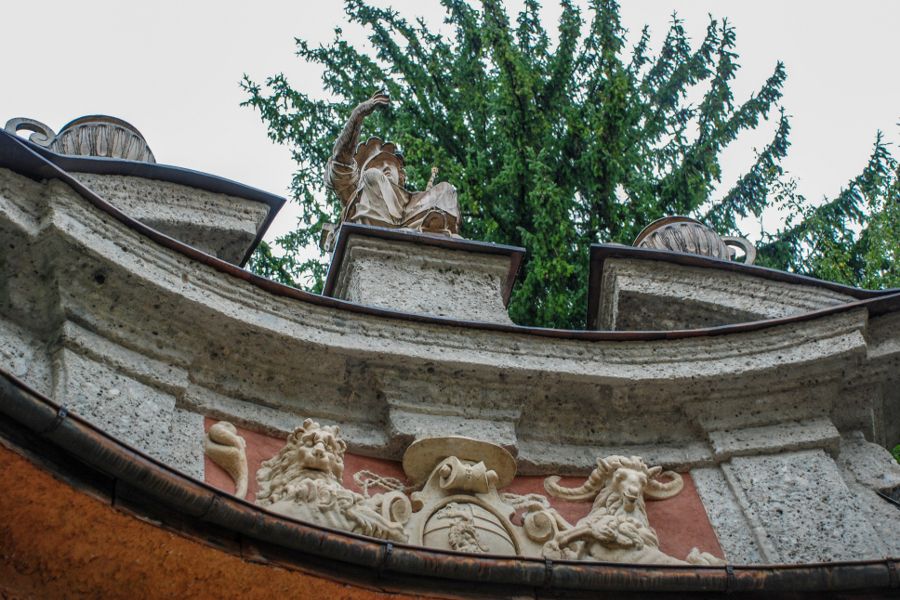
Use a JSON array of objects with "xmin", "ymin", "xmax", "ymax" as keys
[
  {"xmin": 3, "ymin": 161, "xmax": 897, "ymax": 468},
  {"xmin": 2, "ymin": 127, "xmax": 900, "ymax": 470},
  {"xmin": 0, "ymin": 128, "xmax": 284, "ymax": 266}
]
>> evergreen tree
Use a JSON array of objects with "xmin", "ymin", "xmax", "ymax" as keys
[
  {"xmin": 243, "ymin": 0, "xmax": 896, "ymax": 327},
  {"xmin": 756, "ymin": 133, "xmax": 900, "ymax": 289}
]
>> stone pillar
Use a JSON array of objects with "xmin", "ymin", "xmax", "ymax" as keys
[
  {"xmin": 692, "ymin": 418, "xmax": 900, "ymax": 564},
  {"xmin": 323, "ymin": 224, "xmax": 524, "ymax": 325}
]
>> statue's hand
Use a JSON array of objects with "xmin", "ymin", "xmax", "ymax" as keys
[{"xmin": 354, "ymin": 90, "xmax": 390, "ymax": 118}]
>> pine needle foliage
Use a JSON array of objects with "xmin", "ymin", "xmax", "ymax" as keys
[
  {"xmin": 243, "ymin": 0, "xmax": 896, "ymax": 327},
  {"xmin": 756, "ymin": 133, "xmax": 900, "ymax": 289}
]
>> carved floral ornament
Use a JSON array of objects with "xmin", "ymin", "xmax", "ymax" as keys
[{"xmin": 205, "ymin": 419, "xmax": 723, "ymax": 565}]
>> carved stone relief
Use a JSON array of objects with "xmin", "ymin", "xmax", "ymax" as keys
[
  {"xmin": 204, "ymin": 421, "xmax": 248, "ymax": 499},
  {"xmin": 404, "ymin": 438, "xmax": 520, "ymax": 555},
  {"xmin": 254, "ymin": 418, "xmax": 412, "ymax": 542},
  {"xmin": 539, "ymin": 456, "xmax": 723, "ymax": 564},
  {"xmin": 204, "ymin": 423, "xmax": 723, "ymax": 564}
]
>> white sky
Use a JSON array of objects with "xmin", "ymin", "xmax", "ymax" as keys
[{"xmin": 3, "ymin": 1, "xmax": 898, "ymax": 246}]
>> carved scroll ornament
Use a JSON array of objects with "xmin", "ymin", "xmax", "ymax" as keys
[{"xmin": 204, "ymin": 421, "xmax": 249, "ymax": 499}]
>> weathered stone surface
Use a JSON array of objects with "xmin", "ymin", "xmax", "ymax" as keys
[
  {"xmin": 59, "ymin": 320, "xmax": 189, "ymax": 397},
  {"xmin": 517, "ymin": 440, "xmax": 712, "ymax": 476},
  {"xmin": 865, "ymin": 312, "xmax": 900, "ymax": 447},
  {"xmin": 0, "ymin": 166, "xmax": 46, "ymax": 234},
  {"xmin": 54, "ymin": 348, "xmax": 177, "ymax": 463},
  {"xmin": 166, "ymin": 408, "xmax": 205, "ymax": 480},
  {"xmin": 691, "ymin": 466, "xmax": 764, "ymax": 564},
  {"xmin": 725, "ymin": 450, "xmax": 882, "ymax": 563},
  {"xmin": 0, "ymin": 318, "xmax": 51, "ymax": 396},
  {"xmin": 686, "ymin": 382, "xmax": 838, "ymax": 433},
  {"xmin": 48, "ymin": 322, "xmax": 204, "ymax": 477},
  {"xmin": 836, "ymin": 432, "xmax": 900, "ymax": 557},
  {"xmin": 330, "ymin": 231, "xmax": 514, "ymax": 324},
  {"xmin": 837, "ymin": 430, "xmax": 900, "ymax": 491},
  {"xmin": 595, "ymin": 257, "xmax": 857, "ymax": 330},
  {"xmin": 2, "ymin": 166, "xmax": 899, "ymax": 506},
  {"xmin": 706, "ymin": 418, "xmax": 841, "ymax": 461},
  {"xmin": 387, "ymin": 409, "xmax": 518, "ymax": 454},
  {"xmin": 181, "ymin": 383, "xmax": 389, "ymax": 454},
  {"xmin": 74, "ymin": 172, "xmax": 269, "ymax": 264}
]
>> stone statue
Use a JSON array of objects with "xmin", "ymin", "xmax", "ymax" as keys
[
  {"xmin": 325, "ymin": 90, "xmax": 461, "ymax": 236},
  {"xmin": 255, "ymin": 418, "xmax": 411, "ymax": 542}
]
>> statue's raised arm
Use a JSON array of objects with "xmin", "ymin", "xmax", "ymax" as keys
[
  {"xmin": 326, "ymin": 91, "xmax": 390, "ymax": 206},
  {"xmin": 324, "ymin": 90, "xmax": 461, "ymax": 237},
  {"xmin": 331, "ymin": 91, "xmax": 390, "ymax": 166}
]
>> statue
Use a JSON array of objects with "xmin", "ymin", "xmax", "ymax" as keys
[{"xmin": 325, "ymin": 90, "xmax": 461, "ymax": 237}]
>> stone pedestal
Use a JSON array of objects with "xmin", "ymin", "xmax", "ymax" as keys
[{"xmin": 323, "ymin": 224, "xmax": 523, "ymax": 324}]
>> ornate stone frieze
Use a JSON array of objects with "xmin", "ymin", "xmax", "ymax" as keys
[{"xmin": 209, "ymin": 424, "xmax": 723, "ymax": 563}]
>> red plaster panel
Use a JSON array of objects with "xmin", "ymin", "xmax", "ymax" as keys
[{"xmin": 204, "ymin": 420, "xmax": 722, "ymax": 560}]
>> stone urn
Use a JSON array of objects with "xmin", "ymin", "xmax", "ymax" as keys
[
  {"xmin": 633, "ymin": 216, "xmax": 756, "ymax": 264},
  {"xmin": 5, "ymin": 115, "xmax": 155, "ymax": 163}
]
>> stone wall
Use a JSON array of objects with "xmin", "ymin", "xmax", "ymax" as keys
[{"xmin": 1, "ymin": 166, "xmax": 898, "ymax": 564}]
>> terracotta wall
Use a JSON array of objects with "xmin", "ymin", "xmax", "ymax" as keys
[
  {"xmin": 0, "ymin": 444, "xmax": 422, "ymax": 600},
  {"xmin": 204, "ymin": 419, "xmax": 723, "ymax": 560}
]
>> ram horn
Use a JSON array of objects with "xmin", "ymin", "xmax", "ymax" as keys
[
  {"xmin": 544, "ymin": 466, "xmax": 609, "ymax": 501},
  {"xmin": 644, "ymin": 469, "xmax": 684, "ymax": 500}
]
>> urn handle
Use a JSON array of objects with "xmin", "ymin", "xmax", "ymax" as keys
[
  {"xmin": 4, "ymin": 117, "xmax": 56, "ymax": 147},
  {"xmin": 721, "ymin": 236, "xmax": 757, "ymax": 265}
]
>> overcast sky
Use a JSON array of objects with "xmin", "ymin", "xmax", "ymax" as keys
[{"xmin": 3, "ymin": 1, "xmax": 898, "ymax": 245}]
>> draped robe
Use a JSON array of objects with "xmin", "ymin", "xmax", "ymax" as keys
[{"xmin": 326, "ymin": 158, "xmax": 459, "ymax": 231}]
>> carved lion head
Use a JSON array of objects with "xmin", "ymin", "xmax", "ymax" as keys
[
  {"xmin": 287, "ymin": 418, "xmax": 347, "ymax": 479},
  {"xmin": 256, "ymin": 418, "xmax": 348, "ymax": 507}
]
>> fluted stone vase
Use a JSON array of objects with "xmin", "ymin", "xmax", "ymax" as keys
[{"xmin": 633, "ymin": 216, "xmax": 756, "ymax": 264}]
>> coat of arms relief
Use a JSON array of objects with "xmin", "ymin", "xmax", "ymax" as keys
[{"xmin": 205, "ymin": 419, "xmax": 723, "ymax": 565}]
